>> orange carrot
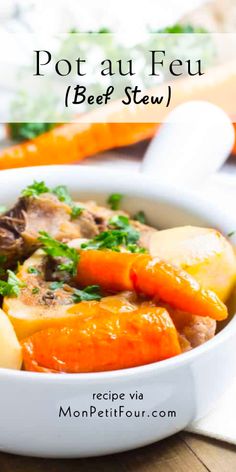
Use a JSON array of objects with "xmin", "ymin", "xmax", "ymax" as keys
[
  {"xmin": 131, "ymin": 256, "xmax": 227, "ymax": 321},
  {"xmin": 1, "ymin": 61, "xmax": 236, "ymax": 169},
  {"xmin": 76, "ymin": 250, "xmax": 228, "ymax": 320},
  {"xmin": 76, "ymin": 249, "xmax": 141, "ymax": 292},
  {"xmin": 21, "ymin": 306, "xmax": 181, "ymax": 373}
]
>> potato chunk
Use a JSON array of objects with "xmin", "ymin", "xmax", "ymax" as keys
[
  {"xmin": 0, "ymin": 309, "xmax": 22, "ymax": 369},
  {"xmin": 148, "ymin": 226, "xmax": 236, "ymax": 301}
]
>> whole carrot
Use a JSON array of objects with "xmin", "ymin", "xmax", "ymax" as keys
[
  {"xmin": 1, "ymin": 61, "xmax": 236, "ymax": 169},
  {"xmin": 21, "ymin": 306, "xmax": 181, "ymax": 373},
  {"xmin": 76, "ymin": 250, "xmax": 228, "ymax": 320}
]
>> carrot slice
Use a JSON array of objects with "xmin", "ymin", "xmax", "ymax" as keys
[
  {"xmin": 131, "ymin": 256, "xmax": 228, "ymax": 321},
  {"xmin": 21, "ymin": 306, "xmax": 181, "ymax": 373},
  {"xmin": 77, "ymin": 249, "xmax": 141, "ymax": 292},
  {"xmin": 76, "ymin": 251, "xmax": 228, "ymax": 320}
]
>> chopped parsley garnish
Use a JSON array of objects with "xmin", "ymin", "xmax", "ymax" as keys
[
  {"xmin": 52, "ymin": 185, "xmax": 83, "ymax": 219},
  {"xmin": 52, "ymin": 185, "xmax": 72, "ymax": 206},
  {"xmin": 51, "ymin": 185, "xmax": 83, "ymax": 219},
  {"xmin": 126, "ymin": 244, "xmax": 147, "ymax": 254},
  {"xmin": 109, "ymin": 215, "xmax": 140, "ymax": 244},
  {"xmin": 21, "ymin": 181, "xmax": 50, "ymax": 198},
  {"xmin": 32, "ymin": 287, "xmax": 40, "ymax": 295},
  {"xmin": 21, "ymin": 181, "xmax": 83, "ymax": 220},
  {"xmin": 49, "ymin": 281, "xmax": 64, "ymax": 290},
  {"xmin": 38, "ymin": 231, "xmax": 79, "ymax": 276},
  {"xmin": 27, "ymin": 266, "xmax": 40, "ymax": 275},
  {"xmin": 133, "ymin": 211, "xmax": 146, "ymax": 224},
  {"xmin": 0, "ymin": 270, "xmax": 24, "ymax": 297},
  {"xmin": 72, "ymin": 285, "xmax": 102, "ymax": 303},
  {"xmin": 157, "ymin": 24, "xmax": 207, "ymax": 33},
  {"xmin": 107, "ymin": 193, "xmax": 123, "ymax": 210},
  {"xmin": 9, "ymin": 123, "xmax": 56, "ymax": 141},
  {"xmin": 227, "ymin": 231, "xmax": 236, "ymax": 238},
  {"xmin": 81, "ymin": 214, "xmax": 145, "ymax": 253},
  {"xmin": 71, "ymin": 205, "xmax": 83, "ymax": 219}
]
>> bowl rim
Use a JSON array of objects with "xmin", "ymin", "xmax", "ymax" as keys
[{"xmin": 0, "ymin": 164, "xmax": 235, "ymax": 382}]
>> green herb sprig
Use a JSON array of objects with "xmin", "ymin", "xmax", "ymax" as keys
[
  {"xmin": 0, "ymin": 270, "xmax": 25, "ymax": 297},
  {"xmin": 107, "ymin": 193, "xmax": 123, "ymax": 210},
  {"xmin": 81, "ymin": 215, "xmax": 146, "ymax": 253},
  {"xmin": 38, "ymin": 231, "xmax": 79, "ymax": 276},
  {"xmin": 21, "ymin": 181, "xmax": 50, "ymax": 198},
  {"xmin": 72, "ymin": 285, "xmax": 102, "ymax": 303},
  {"xmin": 21, "ymin": 182, "xmax": 83, "ymax": 220},
  {"xmin": 53, "ymin": 185, "xmax": 83, "ymax": 219},
  {"xmin": 133, "ymin": 211, "xmax": 146, "ymax": 224}
]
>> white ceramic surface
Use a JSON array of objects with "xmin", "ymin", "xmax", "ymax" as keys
[
  {"xmin": 142, "ymin": 101, "xmax": 235, "ymax": 187},
  {"xmin": 0, "ymin": 165, "xmax": 236, "ymax": 458}
]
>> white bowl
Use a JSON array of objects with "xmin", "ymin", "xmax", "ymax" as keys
[{"xmin": 0, "ymin": 165, "xmax": 236, "ymax": 458}]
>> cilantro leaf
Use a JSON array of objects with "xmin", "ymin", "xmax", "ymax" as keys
[
  {"xmin": 38, "ymin": 231, "xmax": 79, "ymax": 276},
  {"xmin": 72, "ymin": 285, "xmax": 102, "ymax": 303},
  {"xmin": 133, "ymin": 211, "xmax": 146, "ymax": 225},
  {"xmin": 107, "ymin": 193, "xmax": 123, "ymax": 210},
  {"xmin": 0, "ymin": 270, "xmax": 24, "ymax": 297},
  {"xmin": 21, "ymin": 181, "xmax": 49, "ymax": 198}
]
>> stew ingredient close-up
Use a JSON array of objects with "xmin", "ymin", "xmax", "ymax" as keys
[{"xmin": 0, "ymin": 181, "xmax": 235, "ymax": 374}]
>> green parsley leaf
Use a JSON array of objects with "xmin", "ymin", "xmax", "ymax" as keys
[
  {"xmin": 52, "ymin": 185, "xmax": 72, "ymax": 206},
  {"xmin": 72, "ymin": 285, "xmax": 102, "ymax": 303},
  {"xmin": 0, "ymin": 270, "xmax": 24, "ymax": 297},
  {"xmin": 227, "ymin": 231, "xmax": 236, "ymax": 238},
  {"xmin": 49, "ymin": 281, "xmax": 64, "ymax": 290},
  {"xmin": 38, "ymin": 231, "xmax": 79, "ymax": 276},
  {"xmin": 81, "ymin": 229, "xmax": 125, "ymax": 251},
  {"xmin": 133, "ymin": 211, "xmax": 146, "ymax": 225},
  {"xmin": 81, "ymin": 214, "xmax": 145, "ymax": 253},
  {"xmin": 32, "ymin": 287, "xmax": 40, "ymax": 295},
  {"xmin": 157, "ymin": 24, "xmax": 207, "ymax": 34},
  {"xmin": 71, "ymin": 205, "xmax": 83, "ymax": 219},
  {"xmin": 97, "ymin": 27, "xmax": 111, "ymax": 33},
  {"xmin": 22, "ymin": 181, "xmax": 49, "ymax": 198},
  {"xmin": 109, "ymin": 215, "xmax": 140, "ymax": 244},
  {"xmin": 9, "ymin": 123, "xmax": 56, "ymax": 141},
  {"xmin": 107, "ymin": 193, "xmax": 123, "ymax": 210},
  {"xmin": 126, "ymin": 244, "xmax": 147, "ymax": 254},
  {"xmin": 27, "ymin": 266, "xmax": 40, "ymax": 275},
  {"xmin": 52, "ymin": 185, "xmax": 83, "ymax": 220}
]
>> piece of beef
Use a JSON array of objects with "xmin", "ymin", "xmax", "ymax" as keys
[
  {"xmin": 0, "ymin": 195, "xmax": 100, "ymax": 268},
  {"xmin": 0, "ymin": 196, "xmax": 157, "ymax": 268},
  {"xmin": 162, "ymin": 304, "xmax": 216, "ymax": 351}
]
